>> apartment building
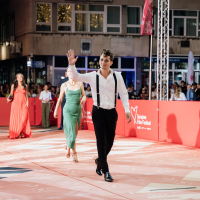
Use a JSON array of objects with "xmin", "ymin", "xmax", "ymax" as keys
[{"xmin": 1, "ymin": 0, "xmax": 200, "ymax": 91}]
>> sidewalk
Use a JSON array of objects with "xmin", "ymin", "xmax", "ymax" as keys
[{"xmin": 0, "ymin": 128, "xmax": 200, "ymax": 200}]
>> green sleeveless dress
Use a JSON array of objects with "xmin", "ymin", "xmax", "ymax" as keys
[{"xmin": 63, "ymin": 82, "xmax": 81, "ymax": 149}]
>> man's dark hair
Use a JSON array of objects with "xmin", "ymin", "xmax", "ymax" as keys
[
  {"xmin": 192, "ymin": 82, "xmax": 197, "ymax": 86},
  {"xmin": 100, "ymin": 49, "xmax": 114, "ymax": 61}
]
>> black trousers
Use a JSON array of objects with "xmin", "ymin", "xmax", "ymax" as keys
[
  {"xmin": 92, "ymin": 106, "xmax": 118, "ymax": 174},
  {"xmin": 60, "ymin": 100, "xmax": 66, "ymax": 129}
]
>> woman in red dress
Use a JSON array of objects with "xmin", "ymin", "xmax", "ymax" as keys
[{"xmin": 7, "ymin": 73, "xmax": 32, "ymax": 139}]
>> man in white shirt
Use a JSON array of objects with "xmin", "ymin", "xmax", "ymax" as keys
[
  {"xmin": 67, "ymin": 49, "xmax": 131, "ymax": 182},
  {"xmin": 39, "ymin": 84, "xmax": 52, "ymax": 128}
]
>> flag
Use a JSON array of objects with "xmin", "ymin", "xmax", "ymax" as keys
[
  {"xmin": 187, "ymin": 51, "xmax": 194, "ymax": 85},
  {"xmin": 141, "ymin": 0, "xmax": 153, "ymax": 35}
]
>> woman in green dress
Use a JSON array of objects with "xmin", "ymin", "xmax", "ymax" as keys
[{"xmin": 54, "ymin": 68, "xmax": 86, "ymax": 162}]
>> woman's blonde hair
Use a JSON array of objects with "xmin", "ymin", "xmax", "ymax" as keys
[{"xmin": 174, "ymin": 86, "xmax": 182, "ymax": 98}]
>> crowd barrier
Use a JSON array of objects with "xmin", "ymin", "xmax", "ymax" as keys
[
  {"xmin": 0, "ymin": 97, "xmax": 58, "ymax": 126},
  {"xmin": 0, "ymin": 97, "xmax": 199, "ymax": 148},
  {"xmin": 69, "ymin": 99, "xmax": 199, "ymax": 148}
]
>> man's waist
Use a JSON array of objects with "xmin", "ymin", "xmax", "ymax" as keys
[{"xmin": 93, "ymin": 105, "xmax": 116, "ymax": 111}]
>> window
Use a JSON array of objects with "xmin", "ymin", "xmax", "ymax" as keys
[
  {"xmin": 173, "ymin": 10, "xmax": 197, "ymax": 36},
  {"xmin": 198, "ymin": 11, "xmax": 200, "ymax": 36},
  {"xmin": 121, "ymin": 58, "xmax": 135, "ymax": 69},
  {"xmin": 169, "ymin": 10, "xmax": 172, "ymax": 36},
  {"xmin": 58, "ymin": 4, "xmax": 71, "ymax": 31},
  {"xmin": 107, "ymin": 6, "xmax": 121, "ymax": 33},
  {"xmin": 55, "ymin": 56, "xmax": 85, "ymax": 68},
  {"xmin": 75, "ymin": 4, "xmax": 104, "ymax": 32},
  {"xmin": 55, "ymin": 56, "xmax": 68, "ymax": 67},
  {"xmin": 121, "ymin": 71, "xmax": 135, "ymax": 87},
  {"xmin": 175, "ymin": 62, "xmax": 197, "ymax": 70},
  {"xmin": 36, "ymin": 3, "xmax": 51, "ymax": 31},
  {"xmin": 127, "ymin": 6, "xmax": 141, "ymax": 34}
]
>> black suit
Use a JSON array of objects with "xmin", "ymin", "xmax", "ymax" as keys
[{"xmin": 59, "ymin": 77, "xmax": 68, "ymax": 129}]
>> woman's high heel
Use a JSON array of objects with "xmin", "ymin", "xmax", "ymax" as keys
[
  {"xmin": 66, "ymin": 148, "xmax": 70, "ymax": 158},
  {"xmin": 73, "ymin": 152, "xmax": 78, "ymax": 163}
]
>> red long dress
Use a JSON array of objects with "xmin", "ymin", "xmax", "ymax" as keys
[{"xmin": 9, "ymin": 85, "xmax": 32, "ymax": 139}]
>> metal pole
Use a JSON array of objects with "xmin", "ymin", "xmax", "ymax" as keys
[{"xmin": 149, "ymin": 34, "xmax": 153, "ymax": 100}]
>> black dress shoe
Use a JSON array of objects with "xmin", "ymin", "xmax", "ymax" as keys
[
  {"xmin": 104, "ymin": 172, "xmax": 113, "ymax": 182},
  {"xmin": 95, "ymin": 158, "xmax": 102, "ymax": 176},
  {"xmin": 58, "ymin": 127, "xmax": 62, "ymax": 130}
]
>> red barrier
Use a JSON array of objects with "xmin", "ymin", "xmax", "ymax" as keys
[
  {"xmin": 0, "ymin": 97, "xmax": 35, "ymax": 126},
  {"xmin": 35, "ymin": 98, "xmax": 58, "ymax": 126},
  {"xmin": 81, "ymin": 98, "xmax": 94, "ymax": 131},
  {"xmin": 0, "ymin": 98, "xmax": 11, "ymax": 126},
  {"xmin": 159, "ymin": 101, "xmax": 200, "ymax": 147},
  {"xmin": 28, "ymin": 98, "xmax": 35, "ymax": 126},
  {"xmin": 125, "ymin": 100, "xmax": 159, "ymax": 140},
  {"xmin": 116, "ymin": 100, "xmax": 125, "ymax": 136},
  {"xmin": 57, "ymin": 105, "xmax": 61, "ymax": 129}
]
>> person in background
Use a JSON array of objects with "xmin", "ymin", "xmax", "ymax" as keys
[
  {"xmin": 3, "ymin": 82, "xmax": 10, "ymax": 94},
  {"xmin": 127, "ymin": 86, "xmax": 135, "ymax": 99},
  {"xmin": 140, "ymin": 88, "xmax": 148, "ymax": 100},
  {"xmin": 29, "ymin": 82, "xmax": 36, "ymax": 93},
  {"xmin": 5, "ymin": 88, "xmax": 10, "ymax": 97},
  {"xmin": 50, "ymin": 86, "xmax": 56, "ymax": 98},
  {"xmin": 129, "ymin": 85, "xmax": 136, "ymax": 99},
  {"xmin": 170, "ymin": 86, "xmax": 186, "ymax": 101},
  {"xmin": 58, "ymin": 69, "xmax": 68, "ymax": 130},
  {"xmin": 152, "ymin": 83, "xmax": 156, "ymax": 91},
  {"xmin": 36, "ymin": 84, "xmax": 42, "ymax": 91},
  {"xmin": 196, "ymin": 84, "xmax": 200, "ymax": 101},
  {"xmin": 7, "ymin": 73, "xmax": 31, "ymax": 139},
  {"xmin": 138, "ymin": 85, "xmax": 148, "ymax": 97},
  {"xmin": 0, "ymin": 84, "xmax": 4, "ymax": 97},
  {"xmin": 85, "ymin": 85, "xmax": 92, "ymax": 98},
  {"xmin": 181, "ymin": 81, "xmax": 187, "ymax": 96},
  {"xmin": 36, "ymin": 88, "xmax": 42, "ymax": 97},
  {"xmin": 170, "ymin": 83, "xmax": 176, "ymax": 98},
  {"xmin": 39, "ymin": 85, "xmax": 52, "ymax": 128},
  {"xmin": 46, "ymin": 82, "xmax": 52, "ymax": 91},
  {"xmin": 55, "ymin": 86, "xmax": 60, "ymax": 98},
  {"xmin": 151, "ymin": 87, "xmax": 157, "ymax": 100},
  {"xmin": 187, "ymin": 82, "xmax": 197, "ymax": 101},
  {"xmin": 30, "ymin": 89, "xmax": 37, "ymax": 97},
  {"xmin": 187, "ymin": 84, "xmax": 191, "ymax": 91}
]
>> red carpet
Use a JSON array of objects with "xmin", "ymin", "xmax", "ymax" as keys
[{"xmin": 0, "ymin": 128, "xmax": 200, "ymax": 199}]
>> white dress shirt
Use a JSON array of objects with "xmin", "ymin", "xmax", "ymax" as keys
[
  {"xmin": 39, "ymin": 90, "xmax": 52, "ymax": 103},
  {"xmin": 85, "ymin": 90, "xmax": 92, "ymax": 97},
  {"xmin": 170, "ymin": 92, "xmax": 187, "ymax": 101},
  {"xmin": 69, "ymin": 65, "xmax": 130, "ymax": 113}
]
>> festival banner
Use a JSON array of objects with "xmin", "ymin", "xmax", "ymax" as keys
[{"xmin": 141, "ymin": 0, "xmax": 153, "ymax": 35}]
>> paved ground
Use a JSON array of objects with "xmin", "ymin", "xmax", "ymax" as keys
[{"xmin": 0, "ymin": 127, "xmax": 200, "ymax": 200}]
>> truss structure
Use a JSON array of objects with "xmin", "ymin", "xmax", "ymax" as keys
[{"xmin": 157, "ymin": 0, "xmax": 169, "ymax": 100}]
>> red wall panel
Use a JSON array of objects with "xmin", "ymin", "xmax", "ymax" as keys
[
  {"xmin": 28, "ymin": 98, "xmax": 35, "ymax": 126},
  {"xmin": 116, "ymin": 100, "xmax": 125, "ymax": 136},
  {"xmin": 0, "ymin": 98, "xmax": 11, "ymax": 126},
  {"xmin": 159, "ymin": 101, "xmax": 200, "ymax": 147},
  {"xmin": 125, "ymin": 100, "xmax": 159, "ymax": 141}
]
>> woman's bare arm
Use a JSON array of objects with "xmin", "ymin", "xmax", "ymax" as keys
[
  {"xmin": 25, "ymin": 85, "xmax": 29, "ymax": 106},
  {"xmin": 10, "ymin": 84, "xmax": 14, "ymax": 96},
  {"xmin": 54, "ymin": 83, "xmax": 66, "ymax": 118},
  {"xmin": 80, "ymin": 82, "xmax": 86, "ymax": 105}
]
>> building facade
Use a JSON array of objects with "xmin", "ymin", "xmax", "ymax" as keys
[{"xmin": 1, "ymin": 0, "xmax": 200, "ymax": 92}]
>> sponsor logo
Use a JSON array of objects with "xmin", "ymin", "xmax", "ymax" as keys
[{"xmin": 131, "ymin": 106, "xmax": 151, "ymax": 130}]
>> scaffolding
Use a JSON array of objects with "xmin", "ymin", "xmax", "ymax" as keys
[{"xmin": 157, "ymin": 0, "xmax": 169, "ymax": 100}]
